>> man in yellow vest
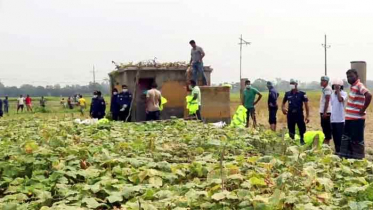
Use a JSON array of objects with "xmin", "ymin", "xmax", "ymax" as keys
[{"xmin": 189, "ymin": 80, "xmax": 202, "ymax": 120}]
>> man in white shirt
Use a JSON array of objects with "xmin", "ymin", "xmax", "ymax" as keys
[
  {"xmin": 320, "ymin": 76, "xmax": 332, "ymax": 144},
  {"xmin": 17, "ymin": 95, "xmax": 25, "ymax": 113},
  {"xmin": 146, "ymin": 82, "xmax": 162, "ymax": 121},
  {"xmin": 330, "ymin": 79, "xmax": 348, "ymax": 153},
  {"xmin": 190, "ymin": 80, "xmax": 202, "ymax": 120}
]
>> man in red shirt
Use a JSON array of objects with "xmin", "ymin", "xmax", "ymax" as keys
[
  {"xmin": 339, "ymin": 69, "xmax": 372, "ymax": 159},
  {"xmin": 25, "ymin": 95, "xmax": 33, "ymax": 112}
]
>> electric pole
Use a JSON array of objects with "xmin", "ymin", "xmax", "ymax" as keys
[
  {"xmin": 92, "ymin": 65, "xmax": 96, "ymax": 84},
  {"xmin": 321, "ymin": 34, "xmax": 331, "ymax": 76},
  {"xmin": 91, "ymin": 65, "xmax": 97, "ymax": 90},
  {"xmin": 239, "ymin": 34, "xmax": 251, "ymax": 81}
]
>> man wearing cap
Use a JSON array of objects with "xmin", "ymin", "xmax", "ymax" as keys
[
  {"xmin": 267, "ymin": 81, "xmax": 279, "ymax": 131},
  {"xmin": 330, "ymin": 78, "xmax": 347, "ymax": 153},
  {"xmin": 282, "ymin": 79, "xmax": 310, "ymax": 144},
  {"xmin": 339, "ymin": 69, "xmax": 372, "ymax": 159},
  {"xmin": 320, "ymin": 76, "xmax": 332, "ymax": 145}
]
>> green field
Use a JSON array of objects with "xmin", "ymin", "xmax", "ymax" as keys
[
  {"xmin": 3, "ymin": 96, "xmax": 111, "ymax": 117},
  {"xmin": 1, "ymin": 116, "xmax": 373, "ymax": 209},
  {"xmin": 1, "ymin": 92, "xmax": 373, "ymax": 209}
]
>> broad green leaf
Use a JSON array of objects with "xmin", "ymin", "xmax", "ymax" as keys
[{"xmin": 82, "ymin": 197, "xmax": 100, "ymax": 209}]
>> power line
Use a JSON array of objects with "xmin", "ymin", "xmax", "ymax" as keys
[{"xmin": 321, "ymin": 34, "xmax": 331, "ymax": 76}]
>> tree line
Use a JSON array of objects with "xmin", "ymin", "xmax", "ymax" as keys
[{"xmin": 0, "ymin": 82, "xmax": 110, "ymax": 97}]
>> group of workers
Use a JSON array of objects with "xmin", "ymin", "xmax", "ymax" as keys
[
  {"xmin": 0, "ymin": 95, "xmax": 47, "ymax": 116},
  {"xmin": 108, "ymin": 83, "xmax": 164, "ymax": 122},
  {"xmin": 243, "ymin": 69, "xmax": 372, "ymax": 159}
]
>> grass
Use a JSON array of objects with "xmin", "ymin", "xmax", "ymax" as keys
[{"xmin": 2, "ymin": 96, "xmax": 111, "ymax": 119}]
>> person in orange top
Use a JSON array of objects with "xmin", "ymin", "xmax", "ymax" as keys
[
  {"xmin": 339, "ymin": 69, "xmax": 372, "ymax": 159},
  {"xmin": 25, "ymin": 95, "xmax": 33, "ymax": 112}
]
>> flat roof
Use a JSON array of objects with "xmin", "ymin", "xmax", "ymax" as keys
[{"xmin": 111, "ymin": 66, "xmax": 213, "ymax": 74}]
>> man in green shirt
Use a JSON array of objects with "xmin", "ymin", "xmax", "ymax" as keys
[{"xmin": 242, "ymin": 80, "xmax": 262, "ymax": 128}]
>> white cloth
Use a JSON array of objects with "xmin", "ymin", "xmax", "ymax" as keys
[
  {"xmin": 18, "ymin": 97, "xmax": 25, "ymax": 105},
  {"xmin": 319, "ymin": 86, "xmax": 332, "ymax": 113},
  {"xmin": 330, "ymin": 90, "xmax": 347, "ymax": 123}
]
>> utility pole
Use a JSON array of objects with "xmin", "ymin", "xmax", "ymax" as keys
[
  {"xmin": 92, "ymin": 65, "xmax": 96, "ymax": 84},
  {"xmin": 91, "ymin": 65, "xmax": 97, "ymax": 90},
  {"xmin": 239, "ymin": 34, "xmax": 251, "ymax": 81},
  {"xmin": 321, "ymin": 34, "xmax": 331, "ymax": 76}
]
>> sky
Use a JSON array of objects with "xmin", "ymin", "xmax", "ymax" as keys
[{"xmin": 1, "ymin": 0, "xmax": 373, "ymax": 87}]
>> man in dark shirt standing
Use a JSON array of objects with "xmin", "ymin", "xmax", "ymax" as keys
[
  {"xmin": 282, "ymin": 79, "xmax": 310, "ymax": 144},
  {"xmin": 117, "ymin": 85, "xmax": 132, "ymax": 122},
  {"xmin": 3, "ymin": 96, "xmax": 9, "ymax": 114},
  {"xmin": 267, "ymin": 81, "xmax": 279, "ymax": 131}
]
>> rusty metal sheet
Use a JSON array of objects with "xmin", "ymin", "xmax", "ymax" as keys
[{"xmin": 161, "ymin": 81, "xmax": 187, "ymax": 107}]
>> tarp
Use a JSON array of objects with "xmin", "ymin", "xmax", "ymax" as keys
[
  {"xmin": 285, "ymin": 131, "xmax": 325, "ymax": 147},
  {"xmin": 186, "ymin": 95, "xmax": 199, "ymax": 115},
  {"xmin": 160, "ymin": 97, "xmax": 168, "ymax": 111},
  {"xmin": 230, "ymin": 105, "xmax": 247, "ymax": 128}
]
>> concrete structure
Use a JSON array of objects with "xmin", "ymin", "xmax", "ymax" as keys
[
  {"xmin": 109, "ymin": 65, "xmax": 230, "ymax": 122},
  {"xmin": 351, "ymin": 61, "xmax": 367, "ymax": 85}
]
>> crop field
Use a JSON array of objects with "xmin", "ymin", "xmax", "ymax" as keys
[{"xmin": 1, "ymin": 93, "xmax": 373, "ymax": 209}]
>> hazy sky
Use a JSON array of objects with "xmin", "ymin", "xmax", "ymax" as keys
[{"xmin": 1, "ymin": 0, "xmax": 373, "ymax": 87}]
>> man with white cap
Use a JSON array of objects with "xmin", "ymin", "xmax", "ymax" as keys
[
  {"xmin": 320, "ymin": 76, "xmax": 332, "ymax": 145},
  {"xmin": 330, "ymin": 78, "xmax": 347, "ymax": 153},
  {"xmin": 282, "ymin": 79, "xmax": 310, "ymax": 145}
]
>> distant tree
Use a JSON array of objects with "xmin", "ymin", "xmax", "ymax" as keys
[{"xmin": 252, "ymin": 79, "xmax": 267, "ymax": 92}]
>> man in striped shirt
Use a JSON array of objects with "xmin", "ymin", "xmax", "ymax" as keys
[{"xmin": 339, "ymin": 69, "xmax": 372, "ymax": 159}]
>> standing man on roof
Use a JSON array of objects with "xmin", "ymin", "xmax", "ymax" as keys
[
  {"xmin": 267, "ymin": 81, "xmax": 279, "ymax": 131},
  {"xmin": 117, "ymin": 85, "xmax": 132, "ymax": 122},
  {"xmin": 242, "ymin": 80, "xmax": 262, "ymax": 128},
  {"xmin": 320, "ymin": 76, "xmax": 332, "ymax": 145},
  {"xmin": 282, "ymin": 79, "xmax": 310, "ymax": 145},
  {"xmin": 189, "ymin": 40, "xmax": 207, "ymax": 86},
  {"xmin": 339, "ymin": 69, "xmax": 372, "ymax": 159}
]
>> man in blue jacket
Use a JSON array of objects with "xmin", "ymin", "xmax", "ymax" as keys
[
  {"xmin": 117, "ymin": 85, "xmax": 132, "ymax": 122},
  {"xmin": 110, "ymin": 88, "xmax": 120, "ymax": 120},
  {"xmin": 90, "ymin": 91, "xmax": 106, "ymax": 119}
]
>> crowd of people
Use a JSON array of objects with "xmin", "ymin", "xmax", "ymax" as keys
[
  {"xmin": 0, "ymin": 40, "xmax": 371, "ymax": 160},
  {"xmin": 0, "ymin": 95, "xmax": 47, "ymax": 116},
  {"xmin": 242, "ymin": 69, "xmax": 372, "ymax": 159}
]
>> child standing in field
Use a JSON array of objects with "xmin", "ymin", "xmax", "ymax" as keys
[
  {"xmin": 78, "ymin": 95, "xmax": 86, "ymax": 116},
  {"xmin": 25, "ymin": 95, "xmax": 33, "ymax": 112}
]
